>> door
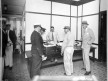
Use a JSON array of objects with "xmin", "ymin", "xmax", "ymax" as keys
[{"xmin": 99, "ymin": 11, "xmax": 107, "ymax": 62}]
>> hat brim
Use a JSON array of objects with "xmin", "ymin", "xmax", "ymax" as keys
[{"xmin": 82, "ymin": 23, "xmax": 89, "ymax": 25}]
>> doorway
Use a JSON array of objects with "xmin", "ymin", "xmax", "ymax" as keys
[{"xmin": 99, "ymin": 11, "xmax": 107, "ymax": 62}]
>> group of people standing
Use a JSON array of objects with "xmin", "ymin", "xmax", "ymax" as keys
[
  {"xmin": 28, "ymin": 20, "xmax": 95, "ymax": 80},
  {"xmin": 2, "ymin": 23, "xmax": 17, "ymax": 80}
]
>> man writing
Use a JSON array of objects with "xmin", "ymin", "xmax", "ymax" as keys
[{"xmin": 46, "ymin": 26, "xmax": 60, "ymax": 62}]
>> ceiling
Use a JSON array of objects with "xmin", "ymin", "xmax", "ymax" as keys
[
  {"xmin": 45, "ymin": 0, "xmax": 95, "ymax": 6},
  {"xmin": 2, "ymin": 0, "xmax": 94, "ymax": 18},
  {"xmin": 2, "ymin": 0, "xmax": 26, "ymax": 18}
]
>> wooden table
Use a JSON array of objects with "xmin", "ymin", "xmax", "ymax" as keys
[{"xmin": 44, "ymin": 45, "xmax": 96, "ymax": 62}]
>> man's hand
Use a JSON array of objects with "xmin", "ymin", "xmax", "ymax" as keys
[
  {"xmin": 61, "ymin": 50, "xmax": 63, "ymax": 56},
  {"xmin": 42, "ymin": 55, "xmax": 47, "ymax": 61}
]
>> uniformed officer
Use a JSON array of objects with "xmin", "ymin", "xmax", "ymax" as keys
[
  {"xmin": 61, "ymin": 26, "xmax": 75, "ymax": 76},
  {"xmin": 81, "ymin": 21, "xmax": 95, "ymax": 75},
  {"xmin": 29, "ymin": 25, "xmax": 44, "ymax": 79}
]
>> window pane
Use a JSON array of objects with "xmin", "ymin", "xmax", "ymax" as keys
[
  {"xmin": 78, "ymin": 18, "xmax": 82, "ymax": 40},
  {"xmin": 71, "ymin": 5, "xmax": 77, "ymax": 16},
  {"xmin": 25, "ymin": 13, "xmax": 50, "ymax": 43},
  {"xmin": 83, "ymin": 0, "xmax": 99, "ymax": 15},
  {"xmin": 71, "ymin": 18, "xmax": 77, "ymax": 40},
  {"xmin": 78, "ymin": 5, "xmax": 82, "ymax": 16},
  {"xmin": 52, "ymin": 2, "xmax": 70, "ymax": 16},
  {"xmin": 26, "ymin": 0, "xmax": 51, "ymax": 13},
  {"xmin": 52, "ymin": 16, "xmax": 70, "ymax": 41}
]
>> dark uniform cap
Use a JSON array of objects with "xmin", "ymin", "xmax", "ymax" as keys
[
  {"xmin": 34, "ymin": 25, "xmax": 42, "ymax": 28},
  {"xmin": 63, "ymin": 26, "xmax": 70, "ymax": 30},
  {"xmin": 82, "ymin": 21, "xmax": 89, "ymax": 25}
]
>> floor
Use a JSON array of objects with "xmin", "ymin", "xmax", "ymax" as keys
[{"xmin": 3, "ymin": 51, "xmax": 107, "ymax": 81}]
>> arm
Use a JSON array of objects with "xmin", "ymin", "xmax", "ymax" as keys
[
  {"xmin": 36, "ymin": 34, "xmax": 44, "ymax": 56},
  {"xmin": 88, "ymin": 29, "xmax": 95, "ymax": 44},
  {"xmin": 61, "ymin": 35, "xmax": 67, "ymax": 55}
]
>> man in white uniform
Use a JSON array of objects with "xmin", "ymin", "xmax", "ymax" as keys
[
  {"xmin": 61, "ymin": 26, "xmax": 75, "ymax": 76},
  {"xmin": 46, "ymin": 26, "xmax": 60, "ymax": 62},
  {"xmin": 5, "ymin": 24, "xmax": 16, "ymax": 70},
  {"xmin": 81, "ymin": 21, "xmax": 95, "ymax": 75}
]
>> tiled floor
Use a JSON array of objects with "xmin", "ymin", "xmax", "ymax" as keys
[{"xmin": 3, "ymin": 52, "xmax": 107, "ymax": 81}]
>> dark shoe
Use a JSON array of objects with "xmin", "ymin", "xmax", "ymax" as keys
[
  {"xmin": 84, "ymin": 71, "xmax": 91, "ymax": 75},
  {"xmin": 54, "ymin": 59, "xmax": 58, "ymax": 63},
  {"xmin": 4, "ymin": 66, "xmax": 9, "ymax": 69},
  {"xmin": 9, "ymin": 67, "xmax": 13, "ymax": 70},
  {"xmin": 64, "ymin": 73, "xmax": 71, "ymax": 76},
  {"xmin": 50, "ymin": 58, "xmax": 54, "ymax": 62},
  {"xmin": 81, "ymin": 68, "xmax": 86, "ymax": 70}
]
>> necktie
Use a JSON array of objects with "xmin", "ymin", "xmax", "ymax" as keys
[
  {"xmin": 52, "ymin": 32, "xmax": 54, "ymax": 41},
  {"xmin": 7, "ymin": 30, "xmax": 10, "ymax": 41}
]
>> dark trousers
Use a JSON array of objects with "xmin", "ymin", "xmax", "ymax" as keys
[{"xmin": 27, "ymin": 54, "xmax": 42, "ymax": 79}]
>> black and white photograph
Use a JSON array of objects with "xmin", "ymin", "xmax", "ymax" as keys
[{"xmin": 0, "ymin": 0, "xmax": 107, "ymax": 81}]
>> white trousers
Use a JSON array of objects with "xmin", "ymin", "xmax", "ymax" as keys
[
  {"xmin": 82, "ymin": 47, "xmax": 90, "ymax": 72},
  {"xmin": 63, "ymin": 47, "xmax": 74, "ymax": 75},
  {"xmin": 5, "ymin": 45, "xmax": 13, "ymax": 67}
]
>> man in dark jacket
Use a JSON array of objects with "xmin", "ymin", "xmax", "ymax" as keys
[
  {"xmin": 1, "ymin": 22, "xmax": 8, "ymax": 81},
  {"xmin": 5, "ymin": 24, "xmax": 17, "ymax": 70},
  {"xmin": 29, "ymin": 25, "xmax": 44, "ymax": 79}
]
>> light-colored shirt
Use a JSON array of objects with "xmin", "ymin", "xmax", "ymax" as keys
[
  {"xmin": 82, "ymin": 27, "xmax": 95, "ymax": 48},
  {"xmin": 62, "ymin": 31, "xmax": 75, "ymax": 52},
  {"xmin": 7, "ymin": 30, "xmax": 11, "ymax": 42},
  {"xmin": 46, "ymin": 31, "xmax": 59, "ymax": 45}
]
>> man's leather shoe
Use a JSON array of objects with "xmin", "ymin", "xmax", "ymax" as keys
[
  {"xmin": 81, "ymin": 68, "xmax": 86, "ymax": 70},
  {"xmin": 84, "ymin": 71, "xmax": 91, "ymax": 75},
  {"xmin": 64, "ymin": 73, "xmax": 71, "ymax": 76},
  {"xmin": 9, "ymin": 67, "xmax": 13, "ymax": 70}
]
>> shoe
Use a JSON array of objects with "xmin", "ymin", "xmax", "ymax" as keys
[
  {"xmin": 4, "ymin": 66, "xmax": 9, "ymax": 69},
  {"xmin": 50, "ymin": 58, "xmax": 54, "ymax": 62},
  {"xmin": 9, "ymin": 67, "xmax": 13, "ymax": 70},
  {"xmin": 54, "ymin": 59, "xmax": 58, "ymax": 63},
  {"xmin": 64, "ymin": 73, "xmax": 71, "ymax": 76},
  {"xmin": 2, "ymin": 79, "xmax": 8, "ymax": 81},
  {"xmin": 81, "ymin": 68, "xmax": 86, "ymax": 70},
  {"xmin": 84, "ymin": 71, "xmax": 91, "ymax": 75}
]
